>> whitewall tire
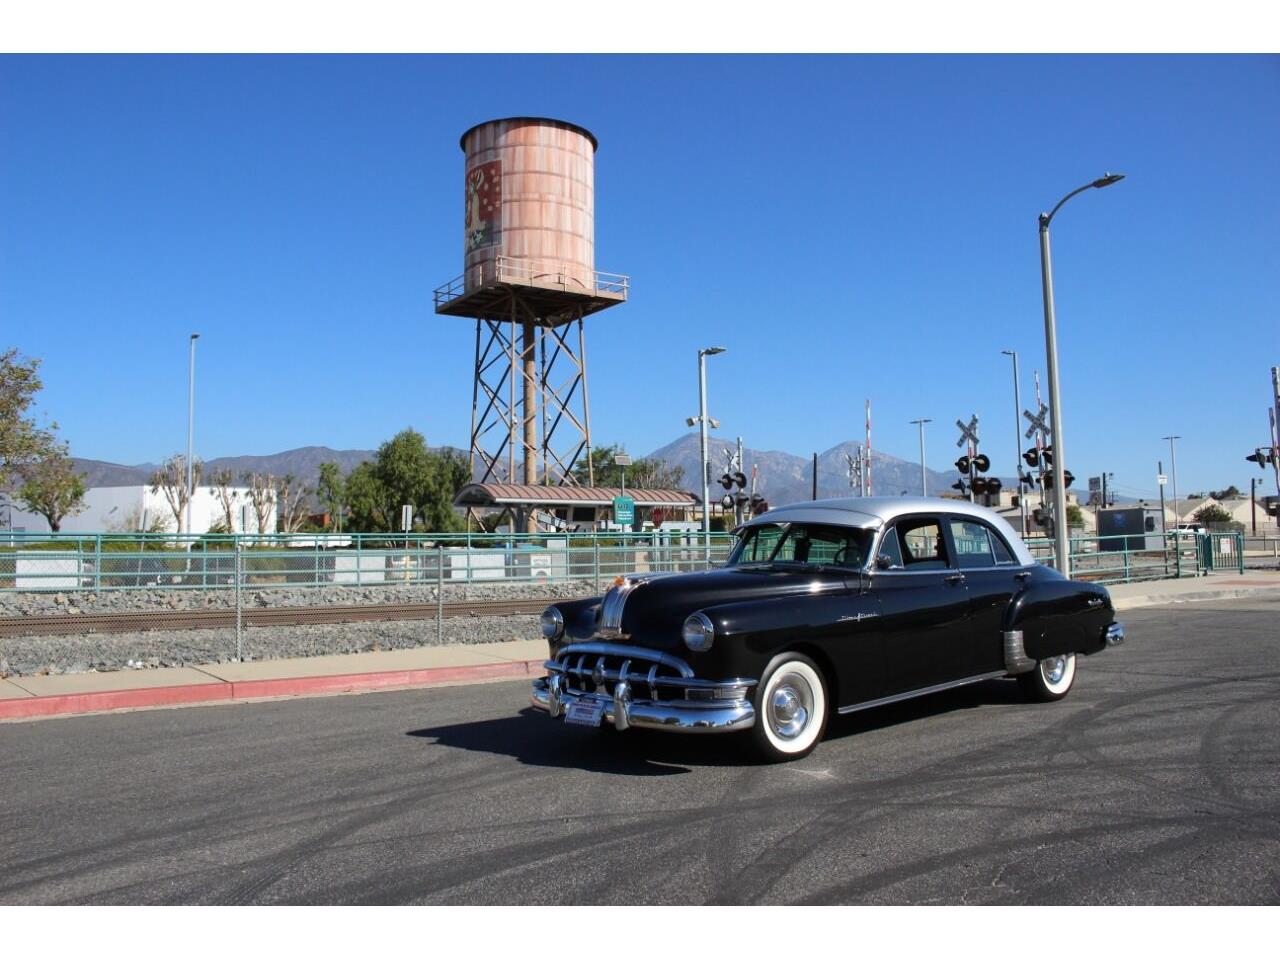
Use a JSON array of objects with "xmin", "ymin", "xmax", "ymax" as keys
[
  {"xmin": 750, "ymin": 653, "xmax": 829, "ymax": 762},
  {"xmin": 1017, "ymin": 653, "xmax": 1077, "ymax": 702}
]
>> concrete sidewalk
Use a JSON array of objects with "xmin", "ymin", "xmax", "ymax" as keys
[
  {"xmin": 3, "ymin": 571, "xmax": 1278, "ymax": 722},
  {"xmin": 0, "ymin": 639, "xmax": 547, "ymax": 721},
  {"xmin": 1108, "ymin": 570, "xmax": 1280, "ymax": 610}
]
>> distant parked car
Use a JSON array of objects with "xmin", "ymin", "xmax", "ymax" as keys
[{"xmin": 531, "ymin": 497, "xmax": 1125, "ymax": 761}]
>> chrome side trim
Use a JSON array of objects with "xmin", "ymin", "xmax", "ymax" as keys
[
  {"xmin": 598, "ymin": 579, "xmax": 638, "ymax": 638},
  {"xmin": 837, "ymin": 670, "xmax": 1008, "ymax": 715},
  {"xmin": 1003, "ymin": 628, "xmax": 1036, "ymax": 675}
]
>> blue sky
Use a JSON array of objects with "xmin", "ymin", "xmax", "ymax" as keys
[{"xmin": 2, "ymin": 54, "xmax": 1277, "ymax": 499}]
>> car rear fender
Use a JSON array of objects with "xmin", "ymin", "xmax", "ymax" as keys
[{"xmin": 1003, "ymin": 579, "xmax": 1113, "ymax": 662}]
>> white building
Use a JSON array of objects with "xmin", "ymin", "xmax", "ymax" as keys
[{"xmin": 5, "ymin": 485, "xmax": 276, "ymax": 536}]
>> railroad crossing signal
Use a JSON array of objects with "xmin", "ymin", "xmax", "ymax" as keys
[
  {"xmin": 1246, "ymin": 448, "xmax": 1278, "ymax": 468},
  {"xmin": 1023, "ymin": 403, "xmax": 1050, "ymax": 440},
  {"xmin": 955, "ymin": 416, "xmax": 979, "ymax": 448}
]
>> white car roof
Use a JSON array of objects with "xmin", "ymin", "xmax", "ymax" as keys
[{"xmin": 739, "ymin": 496, "xmax": 1036, "ymax": 566}]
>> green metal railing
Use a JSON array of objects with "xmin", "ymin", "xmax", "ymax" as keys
[
  {"xmin": 1024, "ymin": 530, "xmax": 1246, "ymax": 584},
  {"xmin": 0, "ymin": 530, "xmax": 736, "ymax": 592},
  {"xmin": 0, "ymin": 528, "xmax": 1253, "ymax": 593}
]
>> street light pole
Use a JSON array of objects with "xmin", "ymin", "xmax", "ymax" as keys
[
  {"xmin": 909, "ymin": 418, "xmax": 931, "ymax": 496},
  {"xmin": 1164, "ymin": 435, "xmax": 1181, "ymax": 529},
  {"xmin": 186, "ymin": 333, "xmax": 200, "ymax": 539},
  {"xmin": 694, "ymin": 347, "xmax": 725, "ymax": 554},
  {"xmin": 1038, "ymin": 173, "xmax": 1125, "ymax": 577},
  {"xmin": 1001, "ymin": 349, "xmax": 1026, "ymax": 537}
]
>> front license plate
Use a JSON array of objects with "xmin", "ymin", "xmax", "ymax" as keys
[{"xmin": 564, "ymin": 700, "xmax": 604, "ymax": 727}]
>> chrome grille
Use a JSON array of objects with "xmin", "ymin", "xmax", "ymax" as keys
[{"xmin": 547, "ymin": 641, "xmax": 755, "ymax": 705}]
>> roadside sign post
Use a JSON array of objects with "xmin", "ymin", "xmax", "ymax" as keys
[{"xmin": 613, "ymin": 496, "xmax": 635, "ymax": 531}]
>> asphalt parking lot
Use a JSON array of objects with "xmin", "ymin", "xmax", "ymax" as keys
[{"xmin": 2, "ymin": 595, "xmax": 1277, "ymax": 905}]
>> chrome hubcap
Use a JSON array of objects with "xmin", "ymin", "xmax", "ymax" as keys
[
  {"xmin": 769, "ymin": 678, "xmax": 812, "ymax": 740},
  {"xmin": 1043, "ymin": 656, "xmax": 1067, "ymax": 685}
]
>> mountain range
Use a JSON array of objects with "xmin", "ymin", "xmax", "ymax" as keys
[{"xmin": 70, "ymin": 434, "xmax": 1058, "ymax": 505}]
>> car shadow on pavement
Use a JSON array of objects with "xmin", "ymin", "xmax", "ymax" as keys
[
  {"xmin": 406, "ymin": 708, "xmax": 763, "ymax": 776},
  {"xmin": 407, "ymin": 681, "xmax": 1024, "ymax": 774},
  {"xmin": 823, "ymin": 678, "xmax": 1024, "ymax": 742}
]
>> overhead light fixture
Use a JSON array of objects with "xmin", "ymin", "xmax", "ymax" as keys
[
  {"xmin": 686, "ymin": 416, "xmax": 698, "ymax": 427},
  {"xmin": 1092, "ymin": 172, "xmax": 1125, "ymax": 188}
]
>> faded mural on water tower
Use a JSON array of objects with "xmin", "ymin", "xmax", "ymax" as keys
[{"xmin": 465, "ymin": 160, "xmax": 502, "ymax": 252}]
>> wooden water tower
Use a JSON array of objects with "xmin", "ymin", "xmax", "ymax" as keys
[{"xmin": 434, "ymin": 117, "xmax": 629, "ymax": 506}]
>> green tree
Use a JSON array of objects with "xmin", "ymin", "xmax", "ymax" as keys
[
  {"xmin": 1, "ymin": 348, "xmax": 57, "ymax": 487},
  {"xmin": 16, "ymin": 443, "xmax": 87, "ymax": 532},
  {"xmin": 1193, "ymin": 504, "xmax": 1235, "ymax": 526},
  {"xmin": 1066, "ymin": 504, "xmax": 1084, "ymax": 525},
  {"xmin": 1208, "ymin": 485, "xmax": 1241, "ymax": 500},
  {"xmin": 572, "ymin": 444, "xmax": 686, "ymax": 489},
  {"xmin": 342, "ymin": 430, "xmax": 467, "ymax": 533},
  {"xmin": 316, "ymin": 462, "xmax": 347, "ymax": 531}
]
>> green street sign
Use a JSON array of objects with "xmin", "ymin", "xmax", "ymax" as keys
[{"xmin": 613, "ymin": 496, "xmax": 635, "ymax": 526}]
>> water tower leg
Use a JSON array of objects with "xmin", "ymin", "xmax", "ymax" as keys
[{"xmin": 522, "ymin": 318, "xmax": 538, "ymax": 532}]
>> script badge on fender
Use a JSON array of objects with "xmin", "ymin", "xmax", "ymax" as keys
[{"xmin": 564, "ymin": 700, "xmax": 605, "ymax": 727}]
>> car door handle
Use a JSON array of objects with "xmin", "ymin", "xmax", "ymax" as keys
[
  {"xmin": 1014, "ymin": 572, "xmax": 1031, "ymax": 582},
  {"xmin": 944, "ymin": 573, "xmax": 965, "ymax": 585}
]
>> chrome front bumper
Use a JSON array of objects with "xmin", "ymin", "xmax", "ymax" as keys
[
  {"xmin": 531, "ymin": 642, "xmax": 758, "ymax": 734},
  {"xmin": 531, "ymin": 675, "xmax": 755, "ymax": 733}
]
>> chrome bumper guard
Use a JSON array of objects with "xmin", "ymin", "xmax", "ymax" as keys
[
  {"xmin": 530, "ymin": 641, "xmax": 757, "ymax": 734},
  {"xmin": 1105, "ymin": 622, "xmax": 1125, "ymax": 647}
]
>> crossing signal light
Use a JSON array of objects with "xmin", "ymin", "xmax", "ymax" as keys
[
  {"xmin": 1042, "ymin": 445, "xmax": 1054, "ymax": 467},
  {"xmin": 1023, "ymin": 448, "xmax": 1040, "ymax": 468},
  {"xmin": 986, "ymin": 477, "xmax": 1003, "ymax": 495},
  {"xmin": 1042, "ymin": 469, "xmax": 1075, "ymax": 489},
  {"xmin": 972, "ymin": 477, "xmax": 989, "ymax": 494},
  {"xmin": 972, "ymin": 453, "xmax": 991, "ymax": 473},
  {"xmin": 720, "ymin": 493, "xmax": 735, "ymax": 510},
  {"xmin": 1245, "ymin": 449, "xmax": 1273, "ymax": 469},
  {"xmin": 720, "ymin": 471, "xmax": 748, "ymax": 490},
  {"xmin": 749, "ymin": 493, "xmax": 768, "ymax": 515},
  {"xmin": 955, "ymin": 456, "xmax": 970, "ymax": 473},
  {"xmin": 951, "ymin": 480, "xmax": 967, "ymax": 494}
]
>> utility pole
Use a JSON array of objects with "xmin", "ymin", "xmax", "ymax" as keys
[
  {"xmin": 864, "ymin": 400, "xmax": 873, "ymax": 497},
  {"xmin": 1251, "ymin": 476, "xmax": 1257, "ymax": 535},
  {"xmin": 811, "ymin": 452, "xmax": 818, "ymax": 500},
  {"xmin": 1158, "ymin": 460, "xmax": 1167, "ymax": 534},
  {"xmin": 186, "ymin": 333, "xmax": 200, "ymax": 540},
  {"xmin": 1164, "ymin": 435, "xmax": 1181, "ymax": 530},
  {"xmin": 909, "ymin": 418, "xmax": 931, "ymax": 497},
  {"xmin": 1001, "ymin": 350, "xmax": 1026, "ymax": 534}
]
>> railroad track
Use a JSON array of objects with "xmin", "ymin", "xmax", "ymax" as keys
[{"xmin": 0, "ymin": 598, "xmax": 555, "ymax": 638}]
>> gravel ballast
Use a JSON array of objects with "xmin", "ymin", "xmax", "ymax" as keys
[{"xmin": 0, "ymin": 615, "xmax": 540, "ymax": 677}]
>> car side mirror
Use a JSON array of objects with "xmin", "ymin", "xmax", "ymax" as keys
[{"xmin": 875, "ymin": 554, "xmax": 896, "ymax": 570}]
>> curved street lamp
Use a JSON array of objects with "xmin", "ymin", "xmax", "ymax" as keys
[{"xmin": 1039, "ymin": 173, "xmax": 1125, "ymax": 577}]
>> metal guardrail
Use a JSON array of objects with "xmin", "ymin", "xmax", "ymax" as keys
[
  {"xmin": 0, "ymin": 532, "xmax": 735, "ymax": 592},
  {"xmin": 433, "ymin": 256, "xmax": 630, "ymax": 307},
  {"xmin": 1024, "ymin": 530, "xmax": 1250, "ymax": 584}
]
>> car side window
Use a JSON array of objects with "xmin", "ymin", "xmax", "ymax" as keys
[
  {"xmin": 950, "ymin": 519, "xmax": 996, "ymax": 569},
  {"xmin": 897, "ymin": 518, "xmax": 949, "ymax": 570},
  {"xmin": 877, "ymin": 526, "xmax": 905, "ymax": 568},
  {"xmin": 987, "ymin": 526, "xmax": 1016, "ymax": 565}
]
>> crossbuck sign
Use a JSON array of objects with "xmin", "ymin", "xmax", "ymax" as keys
[
  {"xmin": 955, "ymin": 416, "xmax": 979, "ymax": 448},
  {"xmin": 1023, "ymin": 403, "xmax": 1051, "ymax": 440}
]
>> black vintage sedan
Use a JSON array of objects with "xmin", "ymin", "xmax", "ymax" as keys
[{"xmin": 531, "ymin": 497, "xmax": 1124, "ymax": 761}]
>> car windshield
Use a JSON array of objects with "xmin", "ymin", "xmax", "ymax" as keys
[{"xmin": 728, "ymin": 522, "xmax": 874, "ymax": 570}]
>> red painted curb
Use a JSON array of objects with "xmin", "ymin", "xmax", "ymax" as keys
[{"xmin": 0, "ymin": 659, "xmax": 546, "ymax": 722}]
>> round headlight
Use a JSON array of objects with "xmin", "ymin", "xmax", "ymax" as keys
[
  {"xmin": 682, "ymin": 612, "xmax": 715, "ymax": 653},
  {"xmin": 540, "ymin": 606, "xmax": 564, "ymax": 641}
]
